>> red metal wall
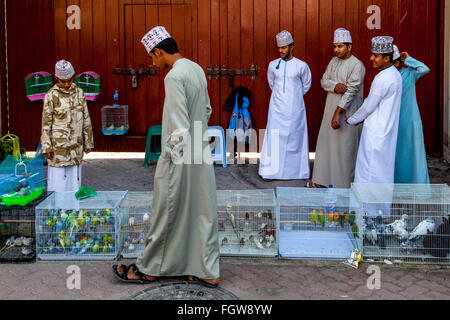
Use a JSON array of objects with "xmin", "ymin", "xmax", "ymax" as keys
[{"xmin": 1, "ymin": 0, "xmax": 444, "ymax": 154}]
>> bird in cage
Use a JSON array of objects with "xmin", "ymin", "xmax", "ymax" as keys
[
  {"xmin": 408, "ymin": 217, "xmax": 436, "ymax": 242},
  {"xmin": 310, "ymin": 209, "xmax": 318, "ymax": 227},
  {"xmin": 318, "ymin": 210, "xmax": 325, "ymax": 228},
  {"xmin": 245, "ymin": 212, "xmax": 250, "ymax": 220},
  {"xmin": 387, "ymin": 214, "xmax": 409, "ymax": 242},
  {"xmin": 254, "ymin": 237, "xmax": 264, "ymax": 249},
  {"xmin": 423, "ymin": 216, "xmax": 450, "ymax": 258},
  {"xmin": 143, "ymin": 213, "xmax": 150, "ymax": 223},
  {"xmin": 239, "ymin": 237, "xmax": 246, "ymax": 247},
  {"xmin": 129, "ymin": 216, "xmax": 135, "ymax": 227},
  {"xmin": 221, "ymin": 237, "xmax": 228, "ymax": 246},
  {"xmin": 268, "ymin": 209, "xmax": 273, "ymax": 220},
  {"xmin": 351, "ymin": 222, "xmax": 359, "ymax": 239}
]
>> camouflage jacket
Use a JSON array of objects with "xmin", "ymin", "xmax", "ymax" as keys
[{"xmin": 41, "ymin": 83, "xmax": 94, "ymax": 167}]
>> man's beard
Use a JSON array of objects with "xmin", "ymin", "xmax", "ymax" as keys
[{"xmin": 282, "ymin": 48, "xmax": 292, "ymax": 60}]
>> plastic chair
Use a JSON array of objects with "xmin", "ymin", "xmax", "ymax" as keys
[
  {"xmin": 144, "ymin": 125, "xmax": 162, "ymax": 167},
  {"xmin": 208, "ymin": 126, "xmax": 227, "ymax": 168}
]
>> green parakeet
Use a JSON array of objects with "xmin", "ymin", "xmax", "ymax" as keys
[
  {"xmin": 318, "ymin": 210, "xmax": 325, "ymax": 228},
  {"xmin": 349, "ymin": 211, "xmax": 356, "ymax": 225},
  {"xmin": 310, "ymin": 209, "xmax": 318, "ymax": 227},
  {"xmin": 352, "ymin": 222, "xmax": 359, "ymax": 239},
  {"xmin": 339, "ymin": 212, "xmax": 346, "ymax": 228}
]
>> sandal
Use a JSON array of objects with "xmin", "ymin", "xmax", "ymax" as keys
[
  {"xmin": 112, "ymin": 264, "xmax": 156, "ymax": 284},
  {"xmin": 187, "ymin": 275, "xmax": 220, "ymax": 288}
]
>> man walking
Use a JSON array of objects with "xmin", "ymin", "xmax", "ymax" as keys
[{"xmin": 113, "ymin": 26, "xmax": 220, "ymax": 287}]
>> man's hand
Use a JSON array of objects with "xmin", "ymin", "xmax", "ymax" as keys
[
  {"xmin": 331, "ymin": 107, "xmax": 344, "ymax": 130},
  {"xmin": 334, "ymin": 83, "xmax": 348, "ymax": 94},
  {"xmin": 45, "ymin": 152, "xmax": 54, "ymax": 161},
  {"xmin": 345, "ymin": 116, "xmax": 362, "ymax": 127},
  {"xmin": 401, "ymin": 52, "xmax": 410, "ymax": 62}
]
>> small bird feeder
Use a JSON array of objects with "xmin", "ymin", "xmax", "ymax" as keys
[
  {"xmin": 74, "ymin": 72, "xmax": 101, "ymax": 101},
  {"xmin": 101, "ymin": 105, "xmax": 129, "ymax": 136},
  {"xmin": 24, "ymin": 72, "xmax": 53, "ymax": 101}
]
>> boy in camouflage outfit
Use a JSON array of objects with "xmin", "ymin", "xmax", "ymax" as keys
[{"xmin": 41, "ymin": 60, "xmax": 94, "ymax": 192}]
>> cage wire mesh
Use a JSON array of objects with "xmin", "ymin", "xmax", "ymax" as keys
[
  {"xmin": 101, "ymin": 105, "xmax": 129, "ymax": 135},
  {"xmin": 35, "ymin": 191, "xmax": 127, "ymax": 262},
  {"xmin": 351, "ymin": 183, "xmax": 450, "ymax": 265},
  {"xmin": 277, "ymin": 187, "xmax": 362, "ymax": 260},
  {"xmin": 217, "ymin": 190, "xmax": 278, "ymax": 257},
  {"xmin": 0, "ymin": 155, "xmax": 45, "ymax": 196},
  {"xmin": 118, "ymin": 192, "xmax": 153, "ymax": 259},
  {"xmin": 0, "ymin": 192, "xmax": 49, "ymax": 262}
]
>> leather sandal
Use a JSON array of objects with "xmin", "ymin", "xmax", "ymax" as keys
[
  {"xmin": 112, "ymin": 264, "xmax": 156, "ymax": 284},
  {"xmin": 187, "ymin": 275, "xmax": 220, "ymax": 288}
]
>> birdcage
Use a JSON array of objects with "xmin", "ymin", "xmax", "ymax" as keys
[
  {"xmin": 35, "ymin": 191, "xmax": 127, "ymax": 262},
  {"xmin": 118, "ymin": 192, "xmax": 153, "ymax": 259},
  {"xmin": 277, "ymin": 187, "xmax": 362, "ymax": 260},
  {"xmin": 0, "ymin": 192, "xmax": 49, "ymax": 262},
  {"xmin": 0, "ymin": 154, "xmax": 45, "ymax": 206},
  {"xmin": 74, "ymin": 72, "xmax": 101, "ymax": 101},
  {"xmin": 24, "ymin": 72, "xmax": 53, "ymax": 101},
  {"xmin": 217, "ymin": 189, "xmax": 278, "ymax": 257},
  {"xmin": 352, "ymin": 183, "xmax": 450, "ymax": 265},
  {"xmin": 101, "ymin": 105, "xmax": 129, "ymax": 135}
]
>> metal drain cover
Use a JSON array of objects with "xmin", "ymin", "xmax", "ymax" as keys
[{"xmin": 129, "ymin": 281, "xmax": 239, "ymax": 300}]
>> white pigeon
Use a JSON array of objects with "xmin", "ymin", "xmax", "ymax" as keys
[
  {"xmin": 366, "ymin": 228, "xmax": 377, "ymax": 246},
  {"xmin": 143, "ymin": 213, "xmax": 150, "ymax": 223},
  {"xmin": 409, "ymin": 217, "xmax": 436, "ymax": 241},
  {"xmin": 254, "ymin": 238, "xmax": 264, "ymax": 250},
  {"xmin": 389, "ymin": 215, "xmax": 410, "ymax": 241},
  {"xmin": 389, "ymin": 214, "xmax": 408, "ymax": 231}
]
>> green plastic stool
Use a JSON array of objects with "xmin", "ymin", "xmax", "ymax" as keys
[{"xmin": 144, "ymin": 125, "xmax": 162, "ymax": 167}]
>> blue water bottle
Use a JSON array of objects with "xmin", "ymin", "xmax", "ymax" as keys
[{"xmin": 113, "ymin": 90, "xmax": 119, "ymax": 107}]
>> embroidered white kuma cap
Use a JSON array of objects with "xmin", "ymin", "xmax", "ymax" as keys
[
  {"xmin": 55, "ymin": 60, "xmax": 75, "ymax": 80},
  {"xmin": 334, "ymin": 28, "xmax": 352, "ymax": 44},
  {"xmin": 393, "ymin": 45, "xmax": 401, "ymax": 60},
  {"xmin": 372, "ymin": 36, "xmax": 394, "ymax": 54},
  {"xmin": 141, "ymin": 26, "xmax": 172, "ymax": 54},
  {"xmin": 276, "ymin": 30, "xmax": 294, "ymax": 47}
]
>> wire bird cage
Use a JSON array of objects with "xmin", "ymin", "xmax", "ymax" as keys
[
  {"xmin": 0, "ymin": 192, "xmax": 49, "ymax": 262},
  {"xmin": 351, "ymin": 183, "xmax": 450, "ymax": 265},
  {"xmin": 277, "ymin": 187, "xmax": 362, "ymax": 260},
  {"xmin": 101, "ymin": 105, "xmax": 129, "ymax": 135},
  {"xmin": 0, "ymin": 155, "xmax": 45, "ymax": 204},
  {"xmin": 217, "ymin": 190, "xmax": 278, "ymax": 257},
  {"xmin": 35, "ymin": 191, "xmax": 127, "ymax": 262},
  {"xmin": 118, "ymin": 192, "xmax": 153, "ymax": 259}
]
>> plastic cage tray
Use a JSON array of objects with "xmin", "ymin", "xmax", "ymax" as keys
[
  {"xmin": 35, "ymin": 191, "xmax": 127, "ymax": 262},
  {"xmin": 118, "ymin": 192, "xmax": 153, "ymax": 259},
  {"xmin": 351, "ymin": 183, "xmax": 450, "ymax": 265},
  {"xmin": 217, "ymin": 190, "xmax": 278, "ymax": 258},
  {"xmin": 0, "ymin": 191, "xmax": 50, "ymax": 262},
  {"xmin": 277, "ymin": 187, "xmax": 362, "ymax": 260}
]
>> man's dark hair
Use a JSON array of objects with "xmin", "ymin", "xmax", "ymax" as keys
[
  {"xmin": 393, "ymin": 57, "xmax": 401, "ymax": 64},
  {"xmin": 151, "ymin": 38, "xmax": 179, "ymax": 55},
  {"xmin": 381, "ymin": 51, "xmax": 394, "ymax": 63},
  {"xmin": 344, "ymin": 42, "xmax": 353, "ymax": 52}
]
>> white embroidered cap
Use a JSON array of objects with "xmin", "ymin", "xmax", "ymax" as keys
[
  {"xmin": 276, "ymin": 30, "xmax": 294, "ymax": 47},
  {"xmin": 55, "ymin": 60, "xmax": 75, "ymax": 80},
  {"xmin": 372, "ymin": 36, "xmax": 394, "ymax": 54},
  {"xmin": 141, "ymin": 26, "xmax": 172, "ymax": 54},
  {"xmin": 334, "ymin": 28, "xmax": 352, "ymax": 44},
  {"xmin": 393, "ymin": 45, "xmax": 401, "ymax": 60}
]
